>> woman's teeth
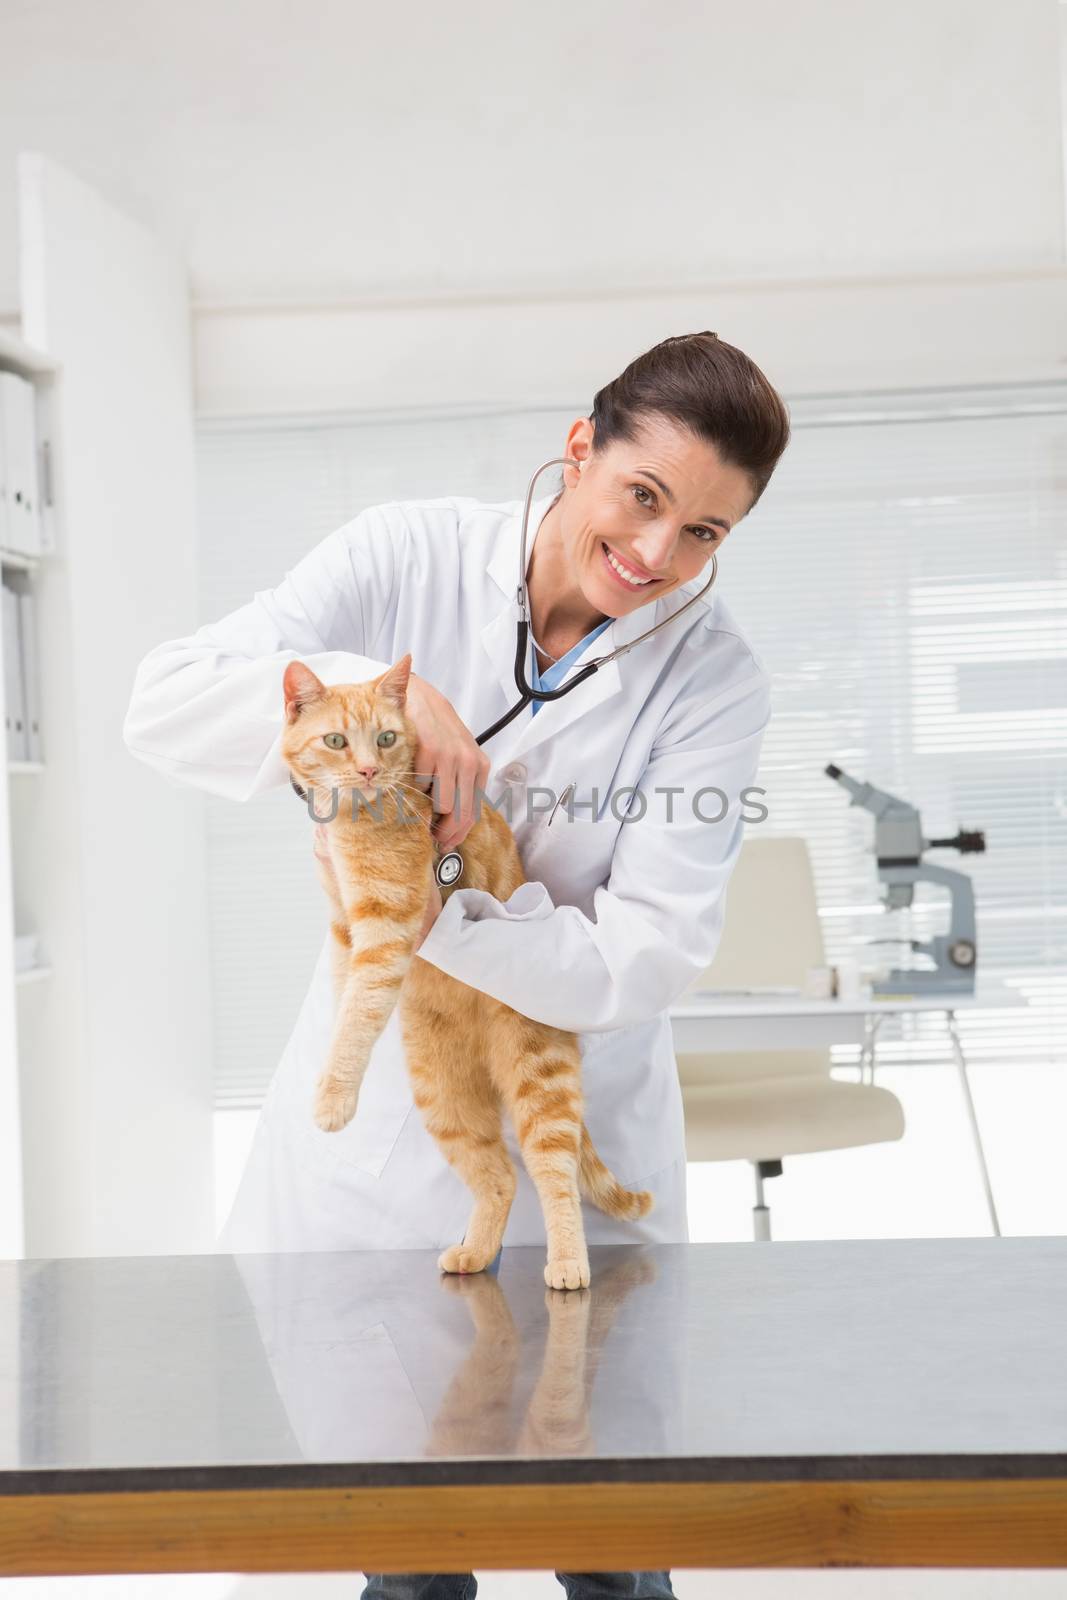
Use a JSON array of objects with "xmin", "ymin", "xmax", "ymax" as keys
[{"xmin": 602, "ymin": 542, "xmax": 654, "ymax": 587}]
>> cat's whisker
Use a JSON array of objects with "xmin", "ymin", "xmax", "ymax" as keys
[
  {"xmin": 383, "ymin": 776, "xmax": 443, "ymax": 814},
  {"xmin": 380, "ymin": 782, "xmax": 437, "ymax": 841},
  {"xmin": 388, "ymin": 775, "xmax": 437, "ymax": 800},
  {"xmin": 389, "ymin": 775, "xmax": 469, "ymax": 825}
]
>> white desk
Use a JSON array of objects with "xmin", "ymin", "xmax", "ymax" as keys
[{"xmin": 668, "ymin": 983, "xmax": 1028, "ymax": 1237}]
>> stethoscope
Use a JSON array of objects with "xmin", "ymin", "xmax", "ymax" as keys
[
  {"xmin": 294, "ymin": 455, "xmax": 719, "ymax": 891},
  {"xmin": 472, "ymin": 454, "xmax": 719, "ymax": 747},
  {"xmin": 427, "ymin": 457, "xmax": 719, "ymax": 887}
]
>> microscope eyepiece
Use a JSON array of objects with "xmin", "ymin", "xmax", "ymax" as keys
[
  {"xmin": 957, "ymin": 829, "xmax": 986, "ymax": 854},
  {"xmin": 927, "ymin": 829, "xmax": 986, "ymax": 854}
]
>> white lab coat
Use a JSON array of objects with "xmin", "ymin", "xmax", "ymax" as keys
[{"xmin": 123, "ymin": 492, "xmax": 772, "ymax": 1255}]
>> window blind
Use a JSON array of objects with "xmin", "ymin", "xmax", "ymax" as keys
[{"xmin": 196, "ymin": 386, "xmax": 1067, "ymax": 1107}]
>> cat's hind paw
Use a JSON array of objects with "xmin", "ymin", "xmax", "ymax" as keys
[
  {"xmin": 313, "ymin": 1076, "xmax": 359, "ymax": 1132},
  {"xmin": 438, "ymin": 1244, "xmax": 495, "ymax": 1276},
  {"xmin": 544, "ymin": 1256, "xmax": 591, "ymax": 1291}
]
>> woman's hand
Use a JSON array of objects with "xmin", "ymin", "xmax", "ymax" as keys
[
  {"xmin": 406, "ymin": 672, "xmax": 491, "ymax": 851},
  {"xmin": 415, "ymin": 877, "xmax": 444, "ymax": 951}
]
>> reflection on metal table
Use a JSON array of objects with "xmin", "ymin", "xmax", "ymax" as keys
[{"xmin": 0, "ymin": 1239, "xmax": 1064, "ymax": 1575}]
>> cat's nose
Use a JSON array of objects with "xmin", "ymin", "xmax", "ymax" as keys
[{"xmin": 357, "ymin": 766, "xmax": 380, "ymax": 783}]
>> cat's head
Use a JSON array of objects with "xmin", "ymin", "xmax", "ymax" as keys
[{"xmin": 280, "ymin": 654, "xmax": 420, "ymax": 809}]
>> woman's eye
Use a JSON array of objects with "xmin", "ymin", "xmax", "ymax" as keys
[
  {"xmin": 324, "ymin": 732, "xmax": 347, "ymax": 750},
  {"xmin": 376, "ymin": 730, "xmax": 397, "ymax": 748},
  {"xmin": 633, "ymin": 483, "xmax": 715, "ymax": 543}
]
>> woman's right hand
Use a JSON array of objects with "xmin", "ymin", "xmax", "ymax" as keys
[{"xmin": 406, "ymin": 672, "xmax": 491, "ymax": 852}]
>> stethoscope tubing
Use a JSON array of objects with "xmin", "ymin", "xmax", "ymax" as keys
[{"xmin": 473, "ymin": 615, "xmax": 600, "ymax": 746}]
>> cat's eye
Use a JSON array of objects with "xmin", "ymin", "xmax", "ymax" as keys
[
  {"xmin": 323, "ymin": 732, "xmax": 348, "ymax": 750},
  {"xmin": 376, "ymin": 730, "xmax": 397, "ymax": 748}
]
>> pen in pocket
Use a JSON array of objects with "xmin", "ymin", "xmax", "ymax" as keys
[{"xmin": 546, "ymin": 781, "xmax": 576, "ymax": 826}]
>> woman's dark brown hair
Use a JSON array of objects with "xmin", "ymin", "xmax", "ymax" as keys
[{"xmin": 589, "ymin": 330, "xmax": 790, "ymax": 512}]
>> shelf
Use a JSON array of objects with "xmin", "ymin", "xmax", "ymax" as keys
[
  {"xmin": 0, "ymin": 328, "xmax": 60, "ymax": 379},
  {"xmin": 14, "ymin": 965, "xmax": 52, "ymax": 987},
  {"xmin": 0, "ymin": 549, "xmax": 42, "ymax": 572},
  {"xmin": 8, "ymin": 760, "xmax": 44, "ymax": 775}
]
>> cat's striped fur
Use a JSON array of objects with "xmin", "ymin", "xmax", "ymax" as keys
[{"xmin": 281, "ymin": 653, "xmax": 653, "ymax": 1290}]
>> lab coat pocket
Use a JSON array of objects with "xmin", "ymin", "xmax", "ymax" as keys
[{"xmin": 524, "ymin": 805, "xmax": 619, "ymax": 905}]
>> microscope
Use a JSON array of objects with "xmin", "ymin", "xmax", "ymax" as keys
[{"xmin": 824, "ymin": 764, "xmax": 986, "ymax": 997}]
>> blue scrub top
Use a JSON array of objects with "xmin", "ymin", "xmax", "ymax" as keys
[{"xmin": 529, "ymin": 617, "xmax": 612, "ymax": 713}]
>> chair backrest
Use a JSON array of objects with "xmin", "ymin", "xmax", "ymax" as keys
[
  {"xmin": 677, "ymin": 835, "xmax": 827, "ymax": 1086},
  {"xmin": 685, "ymin": 835, "xmax": 825, "ymax": 993}
]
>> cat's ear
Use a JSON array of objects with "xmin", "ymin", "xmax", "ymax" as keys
[
  {"xmin": 283, "ymin": 660, "xmax": 328, "ymax": 724},
  {"xmin": 375, "ymin": 653, "xmax": 412, "ymax": 709}
]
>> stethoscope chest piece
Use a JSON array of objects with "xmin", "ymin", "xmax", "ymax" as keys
[{"xmin": 434, "ymin": 850, "xmax": 464, "ymax": 889}]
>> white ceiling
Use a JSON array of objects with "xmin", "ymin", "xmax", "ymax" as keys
[{"xmin": 0, "ymin": 0, "xmax": 1064, "ymax": 312}]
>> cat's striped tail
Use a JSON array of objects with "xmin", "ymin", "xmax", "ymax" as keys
[{"xmin": 578, "ymin": 1125, "xmax": 654, "ymax": 1220}]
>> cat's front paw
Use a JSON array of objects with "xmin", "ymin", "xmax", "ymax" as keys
[
  {"xmin": 313, "ymin": 1075, "xmax": 359, "ymax": 1132},
  {"xmin": 544, "ymin": 1256, "xmax": 591, "ymax": 1291},
  {"xmin": 438, "ymin": 1243, "xmax": 495, "ymax": 1276}
]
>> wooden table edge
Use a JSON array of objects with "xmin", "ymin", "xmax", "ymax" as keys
[{"xmin": 2, "ymin": 1476, "xmax": 1065, "ymax": 1574}]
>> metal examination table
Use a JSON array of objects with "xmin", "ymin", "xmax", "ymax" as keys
[{"xmin": 1, "ymin": 1238, "xmax": 1064, "ymax": 1575}]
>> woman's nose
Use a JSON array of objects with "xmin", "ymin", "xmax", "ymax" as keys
[{"xmin": 629, "ymin": 526, "xmax": 678, "ymax": 574}]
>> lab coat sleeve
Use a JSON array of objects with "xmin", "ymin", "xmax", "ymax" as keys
[
  {"xmin": 415, "ymin": 662, "xmax": 772, "ymax": 1033},
  {"xmin": 122, "ymin": 505, "xmax": 402, "ymax": 802}
]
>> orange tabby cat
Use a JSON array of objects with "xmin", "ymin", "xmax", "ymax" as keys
[{"xmin": 280, "ymin": 653, "xmax": 653, "ymax": 1290}]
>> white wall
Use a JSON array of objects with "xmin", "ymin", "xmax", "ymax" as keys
[
  {"xmin": 0, "ymin": 0, "xmax": 1063, "ymax": 310},
  {"xmin": 4, "ymin": 1, "xmax": 1064, "ymax": 407},
  {"xmin": 192, "ymin": 269, "xmax": 1067, "ymax": 415}
]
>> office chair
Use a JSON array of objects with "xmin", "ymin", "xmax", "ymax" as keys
[{"xmin": 677, "ymin": 836, "xmax": 905, "ymax": 1240}]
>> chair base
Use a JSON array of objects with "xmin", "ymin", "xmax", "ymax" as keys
[{"xmin": 753, "ymin": 1158, "xmax": 783, "ymax": 1241}]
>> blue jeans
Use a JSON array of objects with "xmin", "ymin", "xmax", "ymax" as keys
[{"xmin": 360, "ymin": 1575, "xmax": 675, "ymax": 1599}]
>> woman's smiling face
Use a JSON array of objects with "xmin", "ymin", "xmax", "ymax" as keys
[{"xmin": 557, "ymin": 412, "xmax": 755, "ymax": 616}]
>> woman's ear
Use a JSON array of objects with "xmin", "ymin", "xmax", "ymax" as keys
[
  {"xmin": 561, "ymin": 417, "xmax": 594, "ymax": 490},
  {"xmin": 283, "ymin": 660, "xmax": 327, "ymax": 723}
]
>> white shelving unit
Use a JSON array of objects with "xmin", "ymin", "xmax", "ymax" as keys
[
  {"xmin": 0, "ymin": 326, "xmax": 60, "ymax": 1257},
  {"xmin": 0, "ymin": 154, "xmax": 216, "ymax": 1261},
  {"xmin": 13, "ymin": 965, "xmax": 53, "ymax": 986}
]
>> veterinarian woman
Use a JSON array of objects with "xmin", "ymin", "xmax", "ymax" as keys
[{"xmin": 123, "ymin": 330, "xmax": 790, "ymax": 1600}]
